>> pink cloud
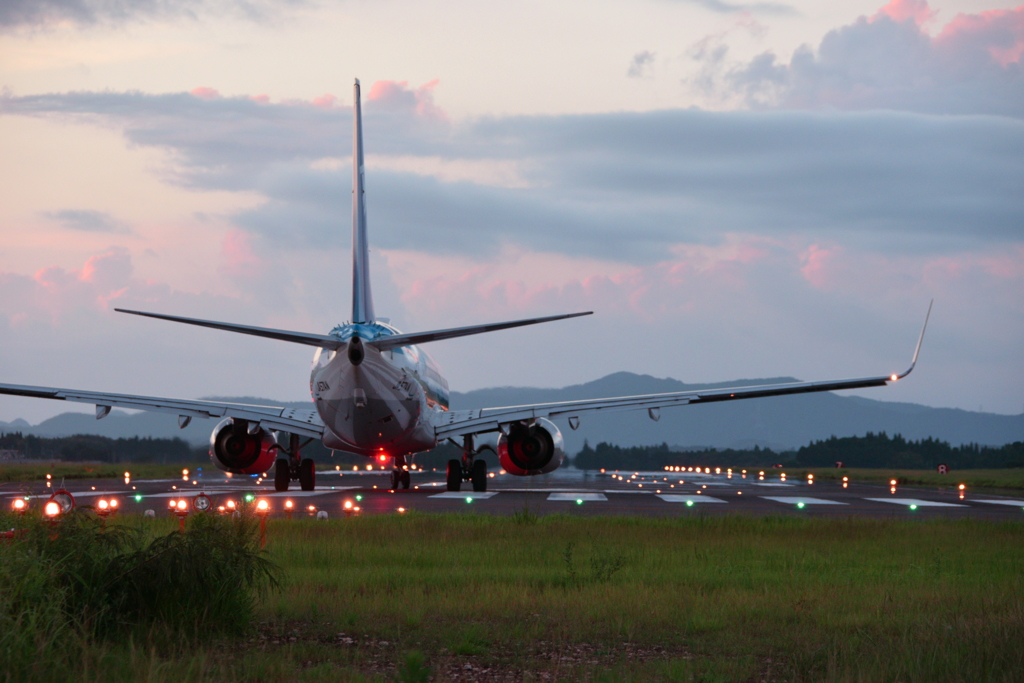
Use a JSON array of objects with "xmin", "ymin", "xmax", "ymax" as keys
[
  {"xmin": 310, "ymin": 93, "xmax": 337, "ymax": 109},
  {"xmin": 367, "ymin": 79, "xmax": 446, "ymax": 121},
  {"xmin": 220, "ymin": 228, "xmax": 262, "ymax": 277},
  {"xmin": 250, "ymin": 94, "xmax": 270, "ymax": 104},
  {"xmin": 190, "ymin": 87, "xmax": 221, "ymax": 100},
  {"xmin": 872, "ymin": 0, "xmax": 936, "ymax": 26},
  {"xmin": 937, "ymin": 5, "xmax": 1024, "ymax": 67},
  {"xmin": 799, "ymin": 244, "xmax": 842, "ymax": 289}
]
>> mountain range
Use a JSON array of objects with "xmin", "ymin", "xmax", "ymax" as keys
[{"xmin": 1, "ymin": 372, "xmax": 1021, "ymax": 453}]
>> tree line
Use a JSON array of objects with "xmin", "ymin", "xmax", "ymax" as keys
[{"xmin": 572, "ymin": 433, "xmax": 1024, "ymax": 471}]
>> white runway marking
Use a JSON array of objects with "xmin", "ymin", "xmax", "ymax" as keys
[
  {"xmin": 752, "ymin": 482, "xmax": 796, "ymax": 487},
  {"xmin": 973, "ymin": 499, "xmax": 1024, "ymax": 506},
  {"xmin": 547, "ymin": 492, "xmax": 607, "ymax": 501},
  {"xmin": 657, "ymin": 494, "xmax": 727, "ymax": 503},
  {"xmin": 762, "ymin": 496, "xmax": 847, "ymax": 505},
  {"xmin": 864, "ymin": 498, "xmax": 967, "ymax": 507},
  {"xmin": 262, "ymin": 489, "xmax": 359, "ymax": 497},
  {"xmin": 429, "ymin": 491, "xmax": 498, "ymax": 500}
]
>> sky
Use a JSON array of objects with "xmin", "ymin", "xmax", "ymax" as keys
[{"xmin": 1, "ymin": 0, "xmax": 1022, "ymax": 425}]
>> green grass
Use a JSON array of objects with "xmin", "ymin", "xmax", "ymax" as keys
[
  {"xmin": 791, "ymin": 467, "xmax": 1024, "ymax": 490},
  {"xmin": 4, "ymin": 512, "xmax": 1024, "ymax": 681}
]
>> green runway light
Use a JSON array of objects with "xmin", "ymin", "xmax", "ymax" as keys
[
  {"xmin": 797, "ymin": 502, "xmax": 805, "ymax": 509},
  {"xmin": 686, "ymin": 500, "xmax": 694, "ymax": 507},
  {"xmin": 134, "ymin": 495, "xmax": 142, "ymax": 502},
  {"xmin": 356, "ymin": 495, "xmax": 363, "ymax": 501},
  {"xmin": 576, "ymin": 499, "xmax": 583, "ymax": 505},
  {"xmin": 465, "ymin": 497, "xmax": 472, "ymax": 504},
  {"xmin": 244, "ymin": 494, "xmax": 254, "ymax": 502},
  {"xmin": 910, "ymin": 504, "xmax": 918, "ymax": 510}
]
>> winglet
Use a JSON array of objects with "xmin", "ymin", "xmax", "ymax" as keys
[{"xmin": 893, "ymin": 299, "xmax": 932, "ymax": 380}]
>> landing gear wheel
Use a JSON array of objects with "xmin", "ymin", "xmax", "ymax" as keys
[
  {"xmin": 390, "ymin": 470, "xmax": 400, "ymax": 491},
  {"xmin": 299, "ymin": 458, "xmax": 316, "ymax": 491},
  {"xmin": 400, "ymin": 470, "xmax": 411, "ymax": 489},
  {"xmin": 274, "ymin": 458, "xmax": 290, "ymax": 492},
  {"xmin": 446, "ymin": 459, "xmax": 462, "ymax": 492},
  {"xmin": 471, "ymin": 459, "xmax": 487, "ymax": 492}
]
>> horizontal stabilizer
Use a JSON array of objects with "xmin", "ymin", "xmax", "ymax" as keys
[
  {"xmin": 114, "ymin": 309, "xmax": 344, "ymax": 349},
  {"xmin": 372, "ymin": 311, "xmax": 593, "ymax": 351}
]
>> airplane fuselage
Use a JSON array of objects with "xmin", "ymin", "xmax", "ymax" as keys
[{"xmin": 310, "ymin": 322, "xmax": 448, "ymax": 457}]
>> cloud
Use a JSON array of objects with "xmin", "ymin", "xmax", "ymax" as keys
[
  {"xmin": 628, "ymin": 51, "xmax": 656, "ymax": 78},
  {"xmin": 4, "ymin": 88, "xmax": 1023, "ymax": 263},
  {"xmin": 0, "ymin": 0, "xmax": 296, "ymax": 30},
  {"xmin": 42, "ymin": 209, "xmax": 131, "ymax": 233},
  {"xmin": 716, "ymin": 1, "xmax": 1024, "ymax": 118}
]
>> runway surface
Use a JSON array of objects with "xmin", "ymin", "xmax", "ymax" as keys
[{"xmin": 5, "ymin": 467, "xmax": 1024, "ymax": 521}]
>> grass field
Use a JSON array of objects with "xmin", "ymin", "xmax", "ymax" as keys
[
  {"xmin": 789, "ymin": 467, "xmax": 1024, "ymax": 490},
  {"xmin": 7, "ymin": 511, "xmax": 1020, "ymax": 682}
]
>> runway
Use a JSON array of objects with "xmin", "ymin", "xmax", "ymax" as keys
[{"xmin": 5, "ymin": 466, "xmax": 1024, "ymax": 521}]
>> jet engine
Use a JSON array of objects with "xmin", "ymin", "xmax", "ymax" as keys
[
  {"xmin": 496, "ymin": 418, "xmax": 565, "ymax": 475},
  {"xmin": 209, "ymin": 417, "xmax": 278, "ymax": 474}
]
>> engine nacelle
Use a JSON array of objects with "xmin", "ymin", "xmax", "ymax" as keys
[
  {"xmin": 209, "ymin": 418, "xmax": 279, "ymax": 474},
  {"xmin": 497, "ymin": 418, "xmax": 565, "ymax": 476}
]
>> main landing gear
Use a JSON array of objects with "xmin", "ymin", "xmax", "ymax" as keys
[
  {"xmin": 274, "ymin": 434, "xmax": 317, "ymax": 492},
  {"xmin": 389, "ymin": 454, "xmax": 411, "ymax": 491},
  {"xmin": 446, "ymin": 435, "xmax": 490, "ymax": 493}
]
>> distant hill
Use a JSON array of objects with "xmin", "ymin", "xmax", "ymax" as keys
[{"xmin": 2, "ymin": 372, "xmax": 1021, "ymax": 452}]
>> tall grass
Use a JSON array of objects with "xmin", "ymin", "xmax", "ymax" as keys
[{"xmin": 0, "ymin": 509, "xmax": 278, "ymax": 683}]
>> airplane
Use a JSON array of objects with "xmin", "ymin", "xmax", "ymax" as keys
[{"xmin": 0, "ymin": 79, "xmax": 932, "ymax": 494}]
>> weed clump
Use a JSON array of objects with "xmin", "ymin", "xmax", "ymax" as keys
[{"xmin": 0, "ymin": 509, "xmax": 278, "ymax": 682}]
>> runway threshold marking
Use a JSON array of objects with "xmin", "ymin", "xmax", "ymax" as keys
[
  {"xmin": 657, "ymin": 494, "xmax": 727, "ymax": 504},
  {"xmin": 864, "ymin": 498, "xmax": 967, "ymax": 507},
  {"xmin": 429, "ymin": 491, "xmax": 498, "ymax": 500},
  {"xmin": 973, "ymin": 499, "xmax": 1024, "ymax": 506},
  {"xmin": 547, "ymin": 492, "xmax": 607, "ymax": 502},
  {"xmin": 761, "ymin": 496, "xmax": 847, "ymax": 505}
]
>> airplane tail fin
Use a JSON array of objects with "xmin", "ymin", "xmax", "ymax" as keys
[{"xmin": 351, "ymin": 78, "xmax": 375, "ymax": 324}]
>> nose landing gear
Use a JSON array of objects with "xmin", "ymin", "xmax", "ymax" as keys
[
  {"xmin": 389, "ymin": 454, "xmax": 412, "ymax": 491},
  {"xmin": 446, "ymin": 435, "xmax": 491, "ymax": 492},
  {"xmin": 274, "ymin": 434, "xmax": 317, "ymax": 491}
]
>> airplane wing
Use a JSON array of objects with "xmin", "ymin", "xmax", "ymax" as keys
[
  {"xmin": 435, "ymin": 302, "xmax": 932, "ymax": 440},
  {"xmin": 0, "ymin": 383, "xmax": 325, "ymax": 439}
]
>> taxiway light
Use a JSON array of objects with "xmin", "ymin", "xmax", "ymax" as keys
[
  {"xmin": 133, "ymin": 494, "xmax": 142, "ymax": 502},
  {"xmin": 352, "ymin": 466, "xmax": 358, "ymax": 471},
  {"xmin": 46, "ymin": 474, "xmax": 51, "ymax": 479},
  {"xmin": 245, "ymin": 494, "xmax": 255, "ymax": 502},
  {"xmin": 890, "ymin": 479, "xmax": 898, "ymax": 486},
  {"xmin": 366, "ymin": 465, "xmax": 373, "ymax": 471},
  {"xmin": 176, "ymin": 499, "xmax": 189, "ymax": 512},
  {"xmin": 12, "ymin": 498, "xmax": 26, "ymax": 512},
  {"xmin": 465, "ymin": 497, "xmax": 472, "ymax": 504},
  {"xmin": 256, "ymin": 499, "xmax": 269, "ymax": 513},
  {"xmin": 397, "ymin": 507, "xmax": 406, "ymax": 513},
  {"xmin": 499, "ymin": 470, "xmax": 507, "ymax": 475},
  {"xmin": 489, "ymin": 472, "xmax": 495, "ymax": 478},
  {"xmin": 285, "ymin": 500, "xmax": 294, "ymax": 510},
  {"xmin": 686, "ymin": 501, "xmax": 694, "ymax": 507},
  {"xmin": 344, "ymin": 500, "xmax": 353, "ymax": 510},
  {"xmin": 910, "ymin": 504, "xmax": 918, "ymax": 510},
  {"xmin": 98, "ymin": 499, "xmax": 109, "ymax": 510},
  {"xmin": 356, "ymin": 495, "xmax": 363, "ymax": 501},
  {"xmin": 226, "ymin": 500, "xmax": 236, "ymax": 510},
  {"xmin": 307, "ymin": 505, "xmax": 316, "ymax": 513},
  {"xmin": 576, "ymin": 499, "xmax": 583, "ymax": 505},
  {"xmin": 44, "ymin": 501, "xmax": 61, "ymax": 517},
  {"xmin": 335, "ymin": 465, "xmax": 341, "ymax": 471},
  {"xmin": 797, "ymin": 502, "xmax": 805, "ymax": 509},
  {"xmin": 182, "ymin": 469, "xmax": 189, "ymax": 476},
  {"xmin": 958, "ymin": 484, "xmax": 966, "ymax": 490},
  {"xmin": 737, "ymin": 491, "xmax": 742, "ymax": 495}
]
